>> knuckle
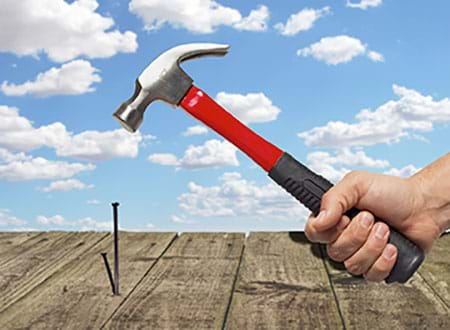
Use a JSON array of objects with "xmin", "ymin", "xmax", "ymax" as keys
[
  {"xmin": 350, "ymin": 233, "xmax": 366, "ymax": 247},
  {"xmin": 344, "ymin": 260, "xmax": 362, "ymax": 275},
  {"xmin": 364, "ymin": 272, "xmax": 383, "ymax": 282},
  {"xmin": 321, "ymin": 191, "xmax": 333, "ymax": 206},
  {"xmin": 327, "ymin": 245, "xmax": 344, "ymax": 262},
  {"xmin": 304, "ymin": 225, "xmax": 315, "ymax": 241},
  {"xmin": 366, "ymin": 244, "xmax": 383, "ymax": 258},
  {"xmin": 367, "ymin": 236, "xmax": 386, "ymax": 253},
  {"xmin": 373, "ymin": 260, "xmax": 392, "ymax": 274}
]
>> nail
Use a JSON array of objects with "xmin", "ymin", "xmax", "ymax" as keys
[
  {"xmin": 383, "ymin": 244, "xmax": 397, "ymax": 260},
  {"xmin": 375, "ymin": 223, "xmax": 388, "ymax": 240},
  {"xmin": 315, "ymin": 210, "xmax": 327, "ymax": 225},
  {"xmin": 359, "ymin": 213, "xmax": 373, "ymax": 229}
]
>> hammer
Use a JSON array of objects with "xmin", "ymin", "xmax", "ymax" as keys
[{"xmin": 113, "ymin": 43, "xmax": 424, "ymax": 283}]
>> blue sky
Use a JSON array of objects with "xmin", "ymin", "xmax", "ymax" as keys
[{"xmin": 0, "ymin": 0, "xmax": 449, "ymax": 232}]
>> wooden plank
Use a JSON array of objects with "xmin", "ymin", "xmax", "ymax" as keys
[
  {"xmin": 0, "ymin": 232, "xmax": 176, "ymax": 330},
  {"xmin": 419, "ymin": 233, "xmax": 450, "ymax": 307},
  {"xmin": 0, "ymin": 231, "xmax": 107, "ymax": 311},
  {"xmin": 105, "ymin": 232, "xmax": 245, "ymax": 329},
  {"xmin": 323, "ymin": 245, "xmax": 450, "ymax": 329},
  {"xmin": 226, "ymin": 232, "xmax": 343, "ymax": 330},
  {"xmin": 0, "ymin": 232, "xmax": 41, "ymax": 265}
]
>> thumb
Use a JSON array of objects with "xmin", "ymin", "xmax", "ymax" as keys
[{"xmin": 314, "ymin": 171, "xmax": 373, "ymax": 231}]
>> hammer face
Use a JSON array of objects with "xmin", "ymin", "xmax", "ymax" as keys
[
  {"xmin": 113, "ymin": 103, "xmax": 143, "ymax": 133},
  {"xmin": 113, "ymin": 80, "xmax": 146, "ymax": 133}
]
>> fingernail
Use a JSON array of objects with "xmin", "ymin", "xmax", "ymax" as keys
[
  {"xmin": 375, "ymin": 223, "xmax": 388, "ymax": 240},
  {"xmin": 315, "ymin": 210, "xmax": 327, "ymax": 225},
  {"xmin": 359, "ymin": 213, "xmax": 373, "ymax": 229},
  {"xmin": 383, "ymin": 245, "xmax": 397, "ymax": 260}
]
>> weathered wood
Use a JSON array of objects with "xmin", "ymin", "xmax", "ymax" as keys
[
  {"xmin": 0, "ymin": 232, "xmax": 176, "ymax": 330},
  {"xmin": 226, "ymin": 232, "xmax": 343, "ymax": 330},
  {"xmin": 0, "ymin": 231, "xmax": 448, "ymax": 329},
  {"xmin": 0, "ymin": 232, "xmax": 41, "ymax": 265},
  {"xmin": 323, "ymin": 244, "xmax": 450, "ymax": 329},
  {"xmin": 0, "ymin": 231, "xmax": 107, "ymax": 311},
  {"xmin": 419, "ymin": 233, "xmax": 450, "ymax": 307},
  {"xmin": 105, "ymin": 232, "xmax": 245, "ymax": 329}
]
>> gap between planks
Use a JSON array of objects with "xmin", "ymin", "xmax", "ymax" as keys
[
  {"xmin": 100, "ymin": 233, "xmax": 178, "ymax": 329},
  {"xmin": 221, "ymin": 241, "xmax": 246, "ymax": 330},
  {"xmin": 319, "ymin": 244, "xmax": 347, "ymax": 330}
]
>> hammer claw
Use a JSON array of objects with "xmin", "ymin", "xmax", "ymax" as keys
[{"xmin": 113, "ymin": 43, "xmax": 229, "ymax": 133}]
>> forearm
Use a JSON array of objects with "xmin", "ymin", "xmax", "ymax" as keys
[{"xmin": 410, "ymin": 152, "xmax": 450, "ymax": 232}]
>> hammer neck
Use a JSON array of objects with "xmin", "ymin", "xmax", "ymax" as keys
[{"xmin": 180, "ymin": 85, "xmax": 283, "ymax": 172}]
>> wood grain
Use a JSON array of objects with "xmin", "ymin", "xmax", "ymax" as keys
[
  {"xmin": 0, "ymin": 232, "xmax": 176, "ymax": 330},
  {"xmin": 323, "ymin": 244, "xmax": 450, "ymax": 330},
  {"xmin": 0, "ymin": 231, "xmax": 107, "ymax": 311},
  {"xmin": 0, "ymin": 231, "xmax": 448, "ymax": 329},
  {"xmin": 419, "ymin": 233, "xmax": 450, "ymax": 307},
  {"xmin": 0, "ymin": 232, "xmax": 41, "ymax": 265},
  {"xmin": 105, "ymin": 232, "xmax": 245, "ymax": 330},
  {"xmin": 226, "ymin": 232, "xmax": 343, "ymax": 330}
]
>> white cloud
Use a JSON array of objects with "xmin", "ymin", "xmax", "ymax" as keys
[
  {"xmin": 170, "ymin": 214, "xmax": 196, "ymax": 224},
  {"xmin": 347, "ymin": 0, "xmax": 382, "ymax": 10},
  {"xmin": 87, "ymin": 199, "xmax": 101, "ymax": 205},
  {"xmin": 177, "ymin": 172, "xmax": 309, "ymax": 221},
  {"xmin": 0, "ymin": 148, "xmax": 31, "ymax": 162},
  {"xmin": 129, "ymin": 0, "xmax": 269, "ymax": 33},
  {"xmin": 148, "ymin": 153, "xmax": 179, "ymax": 166},
  {"xmin": 233, "ymin": 5, "xmax": 270, "ymax": 32},
  {"xmin": 183, "ymin": 125, "xmax": 208, "ymax": 137},
  {"xmin": 297, "ymin": 35, "xmax": 383, "ymax": 65},
  {"xmin": 0, "ymin": 156, "xmax": 95, "ymax": 181},
  {"xmin": 275, "ymin": 6, "xmax": 330, "ymax": 36},
  {"xmin": 0, "ymin": 105, "xmax": 146, "ymax": 161},
  {"xmin": 216, "ymin": 92, "xmax": 281, "ymax": 124},
  {"xmin": 1, "ymin": 60, "xmax": 101, "ymax": 97},
  {"xmin": 39, "ymin": 179, "xmax": 94, "ymax": 192},
  {"xmin": 298, "ymin": 85, "xmax": 450, "ymax": 147},
  {"xmin": 0, "ymin": 0, "xmax": 137, "ymax": 62},
  {"xmin": 306, "ymin": 148, "xmax": 389, "ymax": 182},
  {"xmin": 148, "ymin": 139, "xmax": 239, "ymax": 169},
  {"xmin": 10, "ymin": 227, "xmax": 39, "ymax": 232},
  {"xmin": 367, "ymin": 50, "xmax": 384, "ymax": 62},
  {"xmin": 54, "ymin": 129, "xmax": 146, "ymax": 161},
  {"xmin": 77, "ymin": 217, "xmax": 111, "ymax": 231},
  {"xmin": 0, "ymin": 209, "xmax": 27, "ymax": 226},
  {"xmin": 384, "ymin": 165, "xmax": 420, "ymax": 178},
  {"xmin": 36, "ymin": 214, "xmax": 68, "ymax": 226},
  {"xmin": 36, "ymin": 214, "xmax": 110, "ymax": 231},
  {"xmin": 175, "ymin": 139, "xmax": 238, "ymax": 169}
]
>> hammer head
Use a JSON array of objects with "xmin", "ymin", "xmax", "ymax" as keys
[{"xmin": 113, "ymin": 43, "xmax": 230, "ymax": 133}]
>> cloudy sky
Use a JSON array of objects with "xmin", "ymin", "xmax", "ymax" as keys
[{"xmin": 0, "ymin": 0, "xmax": 448, "ymax": 232}]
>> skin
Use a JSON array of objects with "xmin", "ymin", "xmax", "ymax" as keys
[{"xmin": 305, "ymin": 152, "xmax": 450, "ymax": 282}]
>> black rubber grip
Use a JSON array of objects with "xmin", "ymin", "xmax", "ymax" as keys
[{"xmin": 269, "ymin": 152, "xmax": 425, "ymax": 283}]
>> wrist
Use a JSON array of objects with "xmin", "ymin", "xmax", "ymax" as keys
[{"xmin": 409, "ymin": 173, "xmax": 450, "ymax": 233}]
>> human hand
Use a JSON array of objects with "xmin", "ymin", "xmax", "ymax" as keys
[{"xmin": 304, "ymin": 170, "xmax": 447, "ymax": 282}]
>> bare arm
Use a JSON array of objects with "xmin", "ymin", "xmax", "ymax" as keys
[
  {"xmin": 410, "ymin": 152, "xmax": 450, "ymax": 234},
  {"xmin": 304, "ymin": 152, "xmax": 450, "ymax": 282}
]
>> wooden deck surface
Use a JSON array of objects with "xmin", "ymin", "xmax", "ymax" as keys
[{"xmin": 0, "ymin": 231, "xmax": 448, "ymax": 329}]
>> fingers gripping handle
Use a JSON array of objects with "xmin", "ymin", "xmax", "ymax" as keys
[{"xmin": 269, "ymin": 153, "xmax": 425, "ymax": 284}]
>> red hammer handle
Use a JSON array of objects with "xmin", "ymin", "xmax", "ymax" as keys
[
  {"xmin": 180, "ymin": 85, "xmax": 283, "ymax": 172},
  {"xmin": 180, "ymin": 84, "xmax": 424, "ymax": 284}
]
